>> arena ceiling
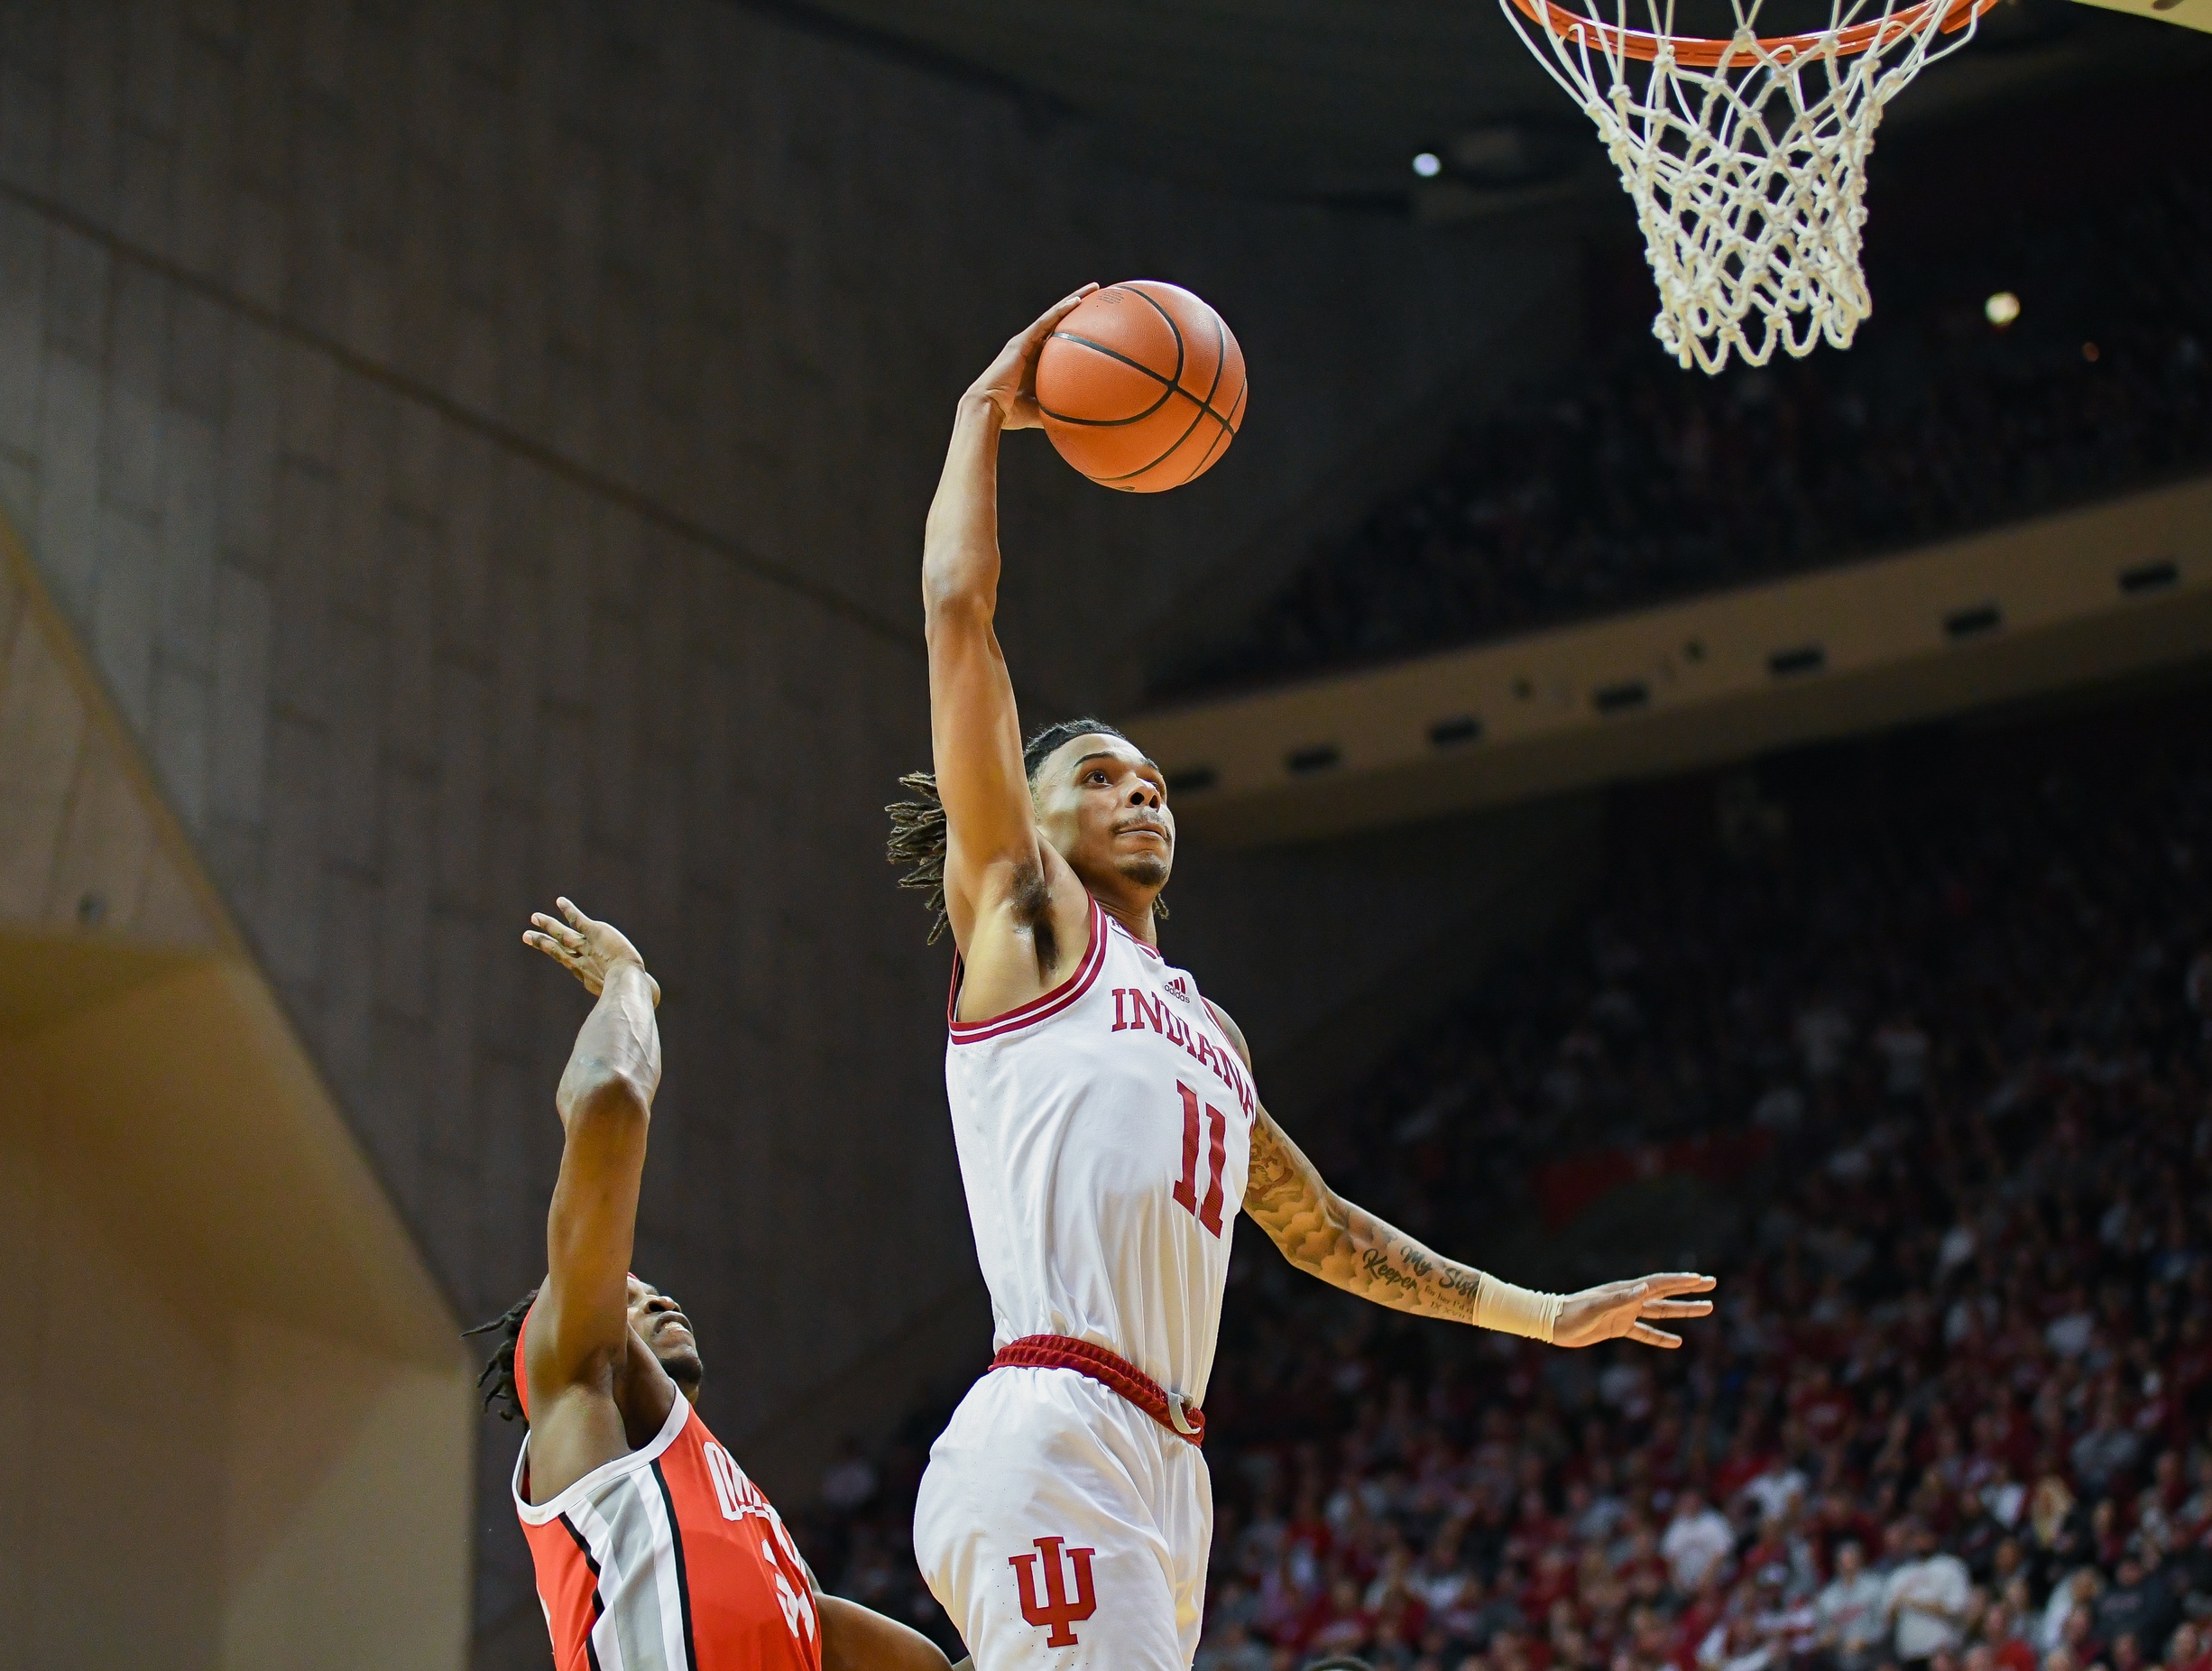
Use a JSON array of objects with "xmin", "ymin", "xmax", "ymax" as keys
[{"xmin": 751, "ymin": 0, "xmax": 2198, "ymax": 205}]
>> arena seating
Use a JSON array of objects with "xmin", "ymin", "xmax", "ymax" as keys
[
  {"xmin": 1175, "ymin": 152, "xmax": 2212, "ymax": 695},
  {"xmin": 802, "ymin": 690, "xmax": 2212, "ymax": 1671}
]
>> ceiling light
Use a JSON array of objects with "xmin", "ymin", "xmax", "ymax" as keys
[
  {"xmin": 1984, "ymin": 291, "xmax": 2020, "ymax": 328},
  {"xmin": 1412, "ymin": 152, "xmax": 1442, "ymax": 179}
]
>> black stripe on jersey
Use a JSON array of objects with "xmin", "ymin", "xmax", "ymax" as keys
[
  {"xmin": 650, "ymin": 1460, "xmax": 699, "ymax": 1667},
  {"xmin": 558, "ymin": 1514, "xmax": 609, "ymax": 1671}
]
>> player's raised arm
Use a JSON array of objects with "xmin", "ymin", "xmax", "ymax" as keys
[
  {"xmin": 922, "ymin": 287, "xmax": 1096, "ymax": 965},
  {"xmin": 521, "ymin": 899, "xmax": 664, "ymax": 1407},
  {"xmin": 1207, "ymin": 999, "xmax": 1716, "ymax": 1348}
]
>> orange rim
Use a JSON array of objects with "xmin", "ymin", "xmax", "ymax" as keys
[{"xmin": 1506, "ymin": 0, "xmax": 1995, "ymax": 66}]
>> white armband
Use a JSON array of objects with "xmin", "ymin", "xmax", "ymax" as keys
[{"xmin": 1475, "ymin": 1276, "xmax": 1563, "ymax": 1343}]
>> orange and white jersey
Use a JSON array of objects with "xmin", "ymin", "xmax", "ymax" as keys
[
  {"xmin": 510, "ymin": 1307, "xmax": 822, "ymax": 1671},
  {"xmin": 945, "ymin": 899, "xmax": 1257, "ymax": 1409}
]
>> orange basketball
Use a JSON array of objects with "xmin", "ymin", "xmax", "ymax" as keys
[{"xmin": 1035, "ymin": 282, "xmax": 1248, "ymax": 493}]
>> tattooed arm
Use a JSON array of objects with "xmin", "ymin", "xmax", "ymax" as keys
[
  {"xmin": 1243, "ymin": 1104, "xmax": 1488, "ymax": 1322},
  {"xmin": 1209, "ymin": 1001, "xmax": 1715, "ymax": 1347}
]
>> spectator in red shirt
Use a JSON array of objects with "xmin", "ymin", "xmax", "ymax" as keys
[{"xmin": 1980, "ymin": 1603, "xmax": 2039, "ymax": 1671}]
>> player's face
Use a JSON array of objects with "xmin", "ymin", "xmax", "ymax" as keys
[
  {"xmin": 1033, "ymin": 734, "xmax": 1174, "ymax": 900},
  {"xmin": 627, "ymin": 1276, "xmax": 705, "ymax": 1401}
]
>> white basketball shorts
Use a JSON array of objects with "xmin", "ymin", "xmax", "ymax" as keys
[{"xmin": 913, "ymin": 1365, "xmax": 1212, "ymax": 1671}]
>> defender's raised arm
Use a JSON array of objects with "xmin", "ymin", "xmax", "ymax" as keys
[
  {"xmin": 520, "ymin": 901, "xmax": 664, "ymax": 1450},
  {"xmin": 488, "ymin": 903, "xmax": 947, "ymax": 1671}
]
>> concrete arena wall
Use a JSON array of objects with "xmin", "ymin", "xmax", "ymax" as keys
[{"xmin": 0, "ymin": 3, "xmax": 1577, "ymax": 1660}]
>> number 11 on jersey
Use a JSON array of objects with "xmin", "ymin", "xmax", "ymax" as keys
[{"xmin": 1174, "ymin": 1083, "xmax": 1228, "ymax": 1236}]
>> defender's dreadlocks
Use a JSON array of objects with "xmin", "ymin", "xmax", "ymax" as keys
[
  {"xmin": 465, "ymin": 1287, "xmax": 539, "ymax": 1426},
  {"xmin": 887, "ymin": 717, "xmax": 1166, "ymax": 944}
]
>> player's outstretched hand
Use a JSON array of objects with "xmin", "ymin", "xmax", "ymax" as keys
[
  {"xmin": 968, "ymin": 283, "xmax": 1099, "ymax": 429},
  {"xmin": 1553, "ymin": 1272, "xmax": 1715, "ymax": 1350},
  {"xmin": 524, "ymin": 897, "xmax": 659, "ymax": 1007}
]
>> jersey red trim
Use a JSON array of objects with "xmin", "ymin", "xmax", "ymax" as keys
[
  {"xmin": 1106, "ymin": 917, "xmax": 1163, "ymax": 960},
  {"xmin": 946, "ymin": 899, "xmax": 1108, "ymax": 1043}
]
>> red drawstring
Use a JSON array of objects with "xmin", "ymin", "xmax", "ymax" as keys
[{"xmin": 990, "ymin": 1334, "xmax": 1205, "ymax": 1446}]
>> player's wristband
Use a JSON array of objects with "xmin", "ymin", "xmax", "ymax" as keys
[{"xmin": 1475, "ymin": 1276, "xmax": 1563, "ymax": 1343}]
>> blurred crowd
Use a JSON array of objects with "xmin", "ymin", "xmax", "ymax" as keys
[
  {"xmin": 1180, "ymin": 152, "xmax": 2212, "ymax": 692},
  {"xmin": 800, "ymin": 694, "xmax": 2212, "ymax": 1671},
  {"xmin": 1174, "ymin": 702, "xmax": 2212, "ymax": 1671}
]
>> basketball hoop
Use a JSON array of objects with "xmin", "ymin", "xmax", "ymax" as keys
[{"xmin": 1501, "ymin": 0, "xmax": 1999, "ymax": 373}]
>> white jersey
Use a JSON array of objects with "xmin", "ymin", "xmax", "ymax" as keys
[{"xmin": 945, "ymin": 898, "xmax": 1257, "ymax": 1408}]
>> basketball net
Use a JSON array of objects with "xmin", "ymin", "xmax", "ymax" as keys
[{"xmin": 1501, "ymin": 0, "xmax": 1993, "ymax": 374}]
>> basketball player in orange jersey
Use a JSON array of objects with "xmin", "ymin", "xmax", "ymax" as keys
[
  {"xmin": 470, "ymin": 897, "xmax": 952, "ymax": 1671},
  {"xmin": 893, "ymin": 289, "xmax": 1718, "ymax": 1671}
]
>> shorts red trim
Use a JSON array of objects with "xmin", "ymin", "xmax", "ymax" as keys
[
  {"xmin": 991, "ymin": 1334, "xmax": 1204, "ymax": 1445},
  {"xmin": 947, "ymin": 900, "xmax": 1108, "ymax": 1043}
]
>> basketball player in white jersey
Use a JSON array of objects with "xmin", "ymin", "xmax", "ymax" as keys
[{"xmin": 892, "ymin": 287, "xmax": 1718, "ymax": 1671}]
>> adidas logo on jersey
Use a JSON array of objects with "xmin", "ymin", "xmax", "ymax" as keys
[{"xmin": 1162, "ymin": 974, "xmax": 1191, "ymax": 1005}]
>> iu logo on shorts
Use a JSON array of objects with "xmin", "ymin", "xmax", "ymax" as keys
[{"xmin": 1009, "ymin": 1536, "xmax": 1098, "ymax": 1646}]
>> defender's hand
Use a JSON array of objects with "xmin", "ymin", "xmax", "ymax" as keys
[
  {"xmin": 1553, "ymin": 1272, "xmax": 1715, "ymax": 1349},
  {"xmin": 524, "ymin": 898, "xmax": 659, "ymax": 1006},
  {"xmin": 967, "ymin": 284, "xmax": 1098, "ymax": 429}
]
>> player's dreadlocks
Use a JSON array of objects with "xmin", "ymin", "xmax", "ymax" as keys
[
  {"xmin": 465, "ymin": 1287, "xmax": 539, "ymax": 1426},
  {"xmin": 887, "ymin": 717, "xmax": 1167, "ymax": 944}
]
